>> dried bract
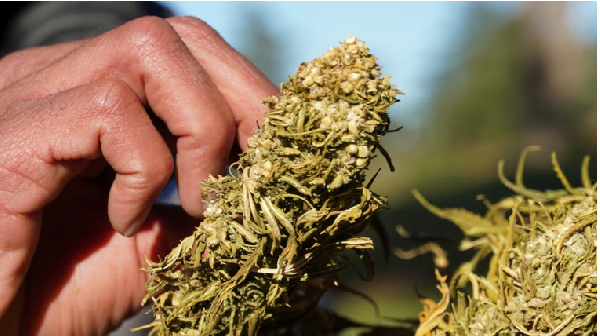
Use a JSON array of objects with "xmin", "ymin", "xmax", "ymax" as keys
[
  {"xmin": 406, "ymin": 148, "xmax": 597, "ymax": 336},
  {"xmin": 136, "ymin": 37, "xmax": 402, "ymax": 336}
]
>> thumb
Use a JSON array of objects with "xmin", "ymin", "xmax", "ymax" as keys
[
  {"xmin": 0, "ymin": 211, "xmax": 41, "ymax": 318},
  {"xmin": 134, "ymin": 204, "xmax": 200, "ymax": 264}
]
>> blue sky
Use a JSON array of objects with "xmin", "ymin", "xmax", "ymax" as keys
[
  {"xmin": 161, "ymin": 1, "xmax": 596, "ymax": 128},
  {"xmin": 162, "ymin": 1, "xmax": 468, "ymax": 127}
]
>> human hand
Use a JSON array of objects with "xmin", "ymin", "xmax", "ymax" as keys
[{"xmin": 0, "ymin": 16, "xmax": 278, "ymax": 336}]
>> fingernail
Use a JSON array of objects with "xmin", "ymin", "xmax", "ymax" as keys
[
  {"xmin": 123, "ymin": 208, "xmax": 155, "ymax": 237},
  {"xmin": 124, "ymin": 219, "xmax": 144, "ymax": 237}
]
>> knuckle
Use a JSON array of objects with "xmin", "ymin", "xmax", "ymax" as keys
[
  {"xmin": 90, "ymin": 79, "xmax": 138, "ymax": 118},
  {"xmin": 182, "ymin": 123, "xmax": 235, "ymax": 166},
  {"xmin": 121, "ymin": 16, "xmax": 183, "ymax": 56},
  {"xmin": 183, "ymin": 113, "xmax": 236, "ymax": 153},
  {"xmin": 138, "ymin": 152, "xmax": 174, "ymax": 191},
  {"xmin": 212, "ymin": 115, "xmax": 237, "ymax": 147},
  {"xmin": 214, "ymin": 121, "xmax": 237, "ymax": 147},
  {"xmin": 153, "ymin": 151, "xmax": 175, "ymax": 184}
]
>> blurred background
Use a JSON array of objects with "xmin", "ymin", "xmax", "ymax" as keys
[{"xmin": 121, "ymin": 1, "xmax": 596, "ymax": 335}]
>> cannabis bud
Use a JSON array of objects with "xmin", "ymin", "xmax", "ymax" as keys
[
  {"xmin": 404, "ymin": 147, "xmax": 597, "ymax": 336},
  {"xmin": 136, "ymin": 37, "xmax": 402, "ymax": 335}
]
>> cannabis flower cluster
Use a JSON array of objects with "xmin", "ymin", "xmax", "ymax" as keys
[
  {"xmin": 408, "ymin": 148, "xmax": 596, "ymax": 336},
  {"xmin": 137, "ymin": 37, "xmax": 402, "ymax": 335}
]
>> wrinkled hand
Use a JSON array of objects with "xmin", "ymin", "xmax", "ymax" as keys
[{"xmin": 0, "ymin": 16, "xmax": 277, "ymax": 336}]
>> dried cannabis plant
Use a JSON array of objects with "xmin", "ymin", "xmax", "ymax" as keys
[
  {"xmin": 401, "ymin": 147, "xmax": 597, "ymax": 336},
  {"xmin": 136, "ymin": 37, "xmax": 402, "ymax": 335}
]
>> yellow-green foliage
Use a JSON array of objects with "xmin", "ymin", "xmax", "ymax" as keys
[
  {"xmin": 410, "ymin": 147, "xmax": 596, "ymax": 336},
  {"xmin": 136, "ymin": 37, "xmax": 402, "ymax": 336}
]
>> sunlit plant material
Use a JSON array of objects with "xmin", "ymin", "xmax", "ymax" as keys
[
  {"xmin": 136, "ymin": 37, "xmax": 402, "ymax": 336},
  {"xmin": 402, "ymin": 147, "xmax": 597, "ymax": 336}
]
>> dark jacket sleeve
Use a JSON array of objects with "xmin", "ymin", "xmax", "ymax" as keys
[{"xmin": 0, "ymin": 1, "xmax": 172, "ymax": 57}]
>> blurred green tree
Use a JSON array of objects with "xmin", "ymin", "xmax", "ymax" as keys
[{"xmin": 375, "ymin": 2, "xmax": 596, "ymax": 203}]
